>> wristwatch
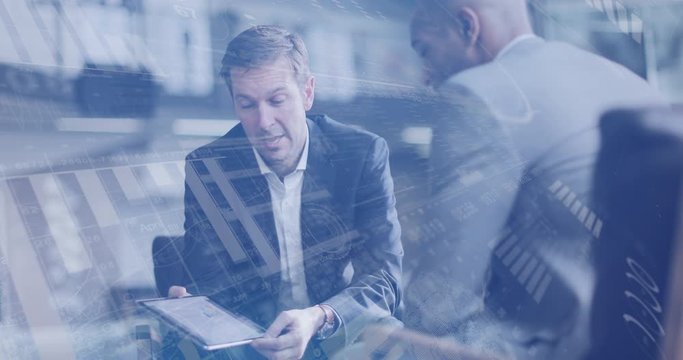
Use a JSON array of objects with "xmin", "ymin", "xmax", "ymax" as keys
[{"xmin": 315, "ymin": 304, "xmax": 337, "ymax": 340}]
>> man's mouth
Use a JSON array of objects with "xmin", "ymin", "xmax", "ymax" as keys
[{"xmin": 260, "ymin": 134, "xmax": 284, "ymax": 148}]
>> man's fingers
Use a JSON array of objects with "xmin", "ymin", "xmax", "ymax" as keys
[
  {"xmin": 272, "ymin": 331, "xmax": 300, "ymax": 350},
  {"xmin": 251, "ymin": 337, "xmax": 282, "ymax": 351},
  {"xmin": 251, "ymin": 332, "xmax": 298, "ymax": 351},
  {"xmin": 250, "ymin": 309, "xmax": 313, "ymax": 359},
  {"xmin": 265, "ymin": 311, "xmax": 294, "ymax": 338},
  {"xmin": 167, "ymin": 285, "xmax": 189, "ymax": 298}
]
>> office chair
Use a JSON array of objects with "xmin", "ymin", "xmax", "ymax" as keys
[{"xmin": 587, "ymin": 106, "xmax": 683, "ymax": 360}]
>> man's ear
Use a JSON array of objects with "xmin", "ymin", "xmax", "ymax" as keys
[
  {"xmin": 456, "ymin": 7, "xmax": 480, "ymax": 47},
  {"xmin": 302, "ymin": 75, "xmax": 315, "ymax": 111}
]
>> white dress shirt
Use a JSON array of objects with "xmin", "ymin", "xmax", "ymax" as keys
[
  {"xmin": 494, "ymin": 34, "xmax": 539, "ymax": 61},
  {"xmin": 253, "ymin": 128, "xmax": 311, "ymax": 311}
]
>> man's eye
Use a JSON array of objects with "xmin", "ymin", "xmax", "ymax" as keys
[
  {"xmin": 239, "ymin": 102, "xmax": 255, "ymax": 109},
  {"xmin": 270, "ymin": 96, "xmax": 286, "ymax": 105}
]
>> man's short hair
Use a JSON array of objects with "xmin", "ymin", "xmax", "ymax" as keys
[{"xmin": 219, "ymin": 25, "xmax": 311, "ymax": 91}]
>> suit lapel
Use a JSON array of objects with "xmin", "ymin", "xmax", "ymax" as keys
[
  {"xmin": 213, "ymin": 127, "xmax": 281, "ymax": 298},
  {"xmin": 301, "ymin": 118, "xmax": 345, "ymax": 303},
  {"xmin": 301, "ymin": 118, "xmax": 337, "ymax": 249}
]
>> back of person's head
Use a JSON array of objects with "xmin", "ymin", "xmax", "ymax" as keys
[
  {"xmin": 411, "ymin": 0, "xmax": 533, "ymax": 87},
  {"xmin": 414, "ymin": 0, "xmax": 532, "ymax": 51},
  {"xmin": 417, "ymin": 0, "xmax": 527, "ymax": 14},
  {"xmin": 219, "ymin": 25, "xmax": 311, "ymax": 92},
  {"xmin": 417, "ymin": 0, "xmax": 531, "ymax": 31}
]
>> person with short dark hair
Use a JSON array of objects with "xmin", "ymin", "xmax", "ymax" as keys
[
  {"xmin": 398, "ymin": 0, "xmax": 666, "ymax": 359},
  {"xmin": 170, "ymin": 25, "xmax": 403, "ymax": 360}
]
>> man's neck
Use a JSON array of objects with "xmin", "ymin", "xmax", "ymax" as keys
[
  {"xmin": 255, "ymin": 127, "xmax": 310, "ymax": 181},
  {"xmin": 272, "ymin": 163, "xmax": 296, "ymax": 181},
  {"xmin": 494, "ymin": 33, "xmax": 537, "ymax": 60},
  {"xmin": 267, "ymin": 147, "xmax": 303, "ymax": 180},
  {"xmin": 477, "ymin": 8, "xmax": 534, "ymax": 61},
  {"xmin": 485, "ymin": 29, "xmax": 534, "ymax": 60}
]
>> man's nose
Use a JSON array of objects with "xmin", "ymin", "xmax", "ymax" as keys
[{"xmin": 256, "ymin": 104, "xmax": 275, "ymax": 131}]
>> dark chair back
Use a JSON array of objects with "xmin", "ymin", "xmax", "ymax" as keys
[
  {"xmin": 152, "ymin": 236, "xmax": 187, "ymax": 297},
  {"xmin": 587, "ymin": 106, "xmax": 683, "ymax": 360}
]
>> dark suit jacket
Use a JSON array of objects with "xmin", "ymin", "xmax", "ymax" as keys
[{"xmin": 180, "ymin": 114, "xmax": 403, "ymax": 346}]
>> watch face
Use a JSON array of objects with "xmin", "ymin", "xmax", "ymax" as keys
[
  {"xmin": 317, "ymin": 322, "xmax": 335, "ymax": 340},
  {"xmin": 316, "ymin": 305, "xmax": 337, "ymax": 339}
]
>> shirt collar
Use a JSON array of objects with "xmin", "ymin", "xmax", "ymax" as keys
[
  {"xmin": 253, "ymin": 123, "xmax": 309, "ymax": 176},
  {"xmin": 495, "ymin": 34, "xmax": 538, "ymax": 61}
]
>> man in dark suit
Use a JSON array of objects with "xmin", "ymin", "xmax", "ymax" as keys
[{"xmin": 169, "ymin": 26, "xmax": 403, "ymax": 359}]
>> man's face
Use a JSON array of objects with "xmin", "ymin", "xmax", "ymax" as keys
[
  {"xmin": 410, "ymin": 5, "xmax": 471, "ymax": 88},
  {"xmin": 230, "ymin": 56, "xmax": 314, "ymax": 173}
]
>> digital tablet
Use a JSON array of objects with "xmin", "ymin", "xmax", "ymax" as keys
[{"xmin": 138, "ymin": 296, "xmax": 265, "ymax": 350}]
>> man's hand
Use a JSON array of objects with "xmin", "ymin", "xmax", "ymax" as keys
[
  {"xmin": 251, "ymin": 306, "xmax": 325, "ymax": 360},
  {"xmin": 167, "ymin": 285, "xmax": 190, "ymax": 298}
]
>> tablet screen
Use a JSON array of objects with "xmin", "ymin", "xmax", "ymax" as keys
[{"xmin": 140, "ymin": 296, "xmax": 264, "ymax": 350}]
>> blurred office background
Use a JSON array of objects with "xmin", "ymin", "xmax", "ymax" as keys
[{"xmin": 1, "ymin": 0, "xmax": 682, "ymax": 358}]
